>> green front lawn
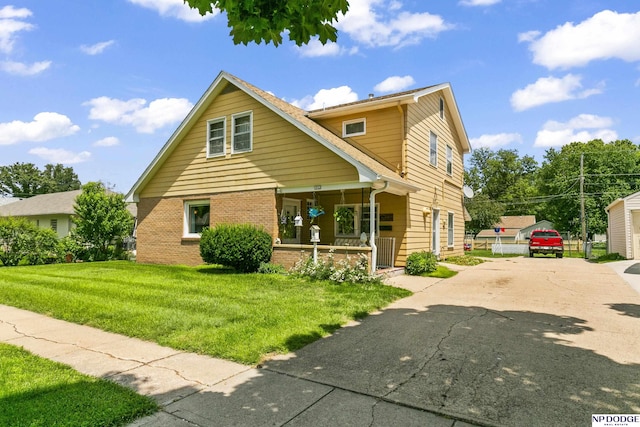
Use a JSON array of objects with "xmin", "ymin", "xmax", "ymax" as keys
[
  {"xmin": 0, "ymin": 262, "xmax": 410, "ymax": 365},
  {"xmin": 0, "ymin": 343, "xmax": 157, "ymax": 427}
]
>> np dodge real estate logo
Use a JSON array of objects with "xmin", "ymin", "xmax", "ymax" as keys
[{"xmin": 592, "ymin": 415, "xmax": 640, "ymax": 427}]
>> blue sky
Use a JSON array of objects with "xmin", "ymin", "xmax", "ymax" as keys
[{"xmin": 1, "ymin": 0, "xmax": 639, "ymax": 193}]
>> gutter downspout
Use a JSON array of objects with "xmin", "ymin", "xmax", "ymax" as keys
[{"xmin": 369, "ymin": 181, "xmax": 389, "ymax": 274}]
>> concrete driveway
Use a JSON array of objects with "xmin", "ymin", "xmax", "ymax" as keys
[{"xmin": 264, "ymin": 257, "xmax": 640, "ymax": 427}]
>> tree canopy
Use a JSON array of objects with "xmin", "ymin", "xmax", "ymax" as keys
[
  {"xmin": 464, "ymin": 140, "xmax": 640, "ymax": 238},
  {"xmin": 0, "ymin": 162, "xmax": 81, "ymax": 198},
  {"xmin": 185, "ymin": 0, "xmax": 349, "ymax": 46}
]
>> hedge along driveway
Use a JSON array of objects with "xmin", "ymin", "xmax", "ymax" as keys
[{"xmin": 0, "ymin": 261, "xmax": 410, "ymax": 364}]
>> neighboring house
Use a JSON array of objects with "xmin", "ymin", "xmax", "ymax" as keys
[
  {"xmin": 0, "ymin": 190, "xmax": 137, "ymax": 239},
  {"xmin": 520, "ymin": 220, "xmax": 554, "ymax": 239},
  {"xmin": 475, "ymin": 216, "xmax": 538, "ymax": 244},
  {"xmin": 126, "ymin": 71, "xmax": 471, "ymax": 271},
  {"xmin": 0, "ymin": 190, "xmax": 81, "ymax": 238},
  {"xmin": 606, "ymin": 191, "xmax": 640, "ymax": 259}
]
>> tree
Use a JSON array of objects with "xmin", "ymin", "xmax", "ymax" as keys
[
  {"xmin": 0, "ymin": 162, "xmax": 81, "ymax": 198},
  {"xmin": 42, "ymin": 164, "xmax": 82, "ymax": 193},
  {"xmin": 185, "ymin": 0, "xmax": 349, "ymax": 46},
  {"xmin": 73, "ymin": 182, "xmax": 134, "ymax": 261},
  {"xmin": 538, "ymin": 139, "xmax": 640, "ymax": 236},
  {"xmin": 464, "ymin": 192, "xmax": 504, "ymax": 235},
  {"xmin": 464, "ymin": 148, "xmax": 540, "ymax": 220}
]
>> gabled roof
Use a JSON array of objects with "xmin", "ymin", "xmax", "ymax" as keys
[
  {"xmin": 606, "ymin": 189, "xmax": 640, "ymax": 212},
  {"xmin": 307, "ymin": 83, "xmax": 471, "ymax": 154},
  {"xmin": 0, "ymin": 190, "xmax": 81, "ymax": 217},
  {"xmin": 0, "ymin": 197, "xmax": 21, "ymax": 207},
  {"xmin": 0, "ymin": 190, "xmax": 137, "ymax": 218},
  {"xmin": 126, "ymin": 71, "xmax": 437, "ymax": 202}
]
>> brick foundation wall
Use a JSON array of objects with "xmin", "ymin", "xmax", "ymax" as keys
[
  {"xmin": 136, "ymin": 189, "xmax": 278, "ymax": 266},
  {"xmin": 272, "ymin": 245, "xmax": 372, "ymax": 271}
]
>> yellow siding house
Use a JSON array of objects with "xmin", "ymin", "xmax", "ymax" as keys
[{"xmin": 126, "ymin": 71, "xmax": 471, "ymax": 271}]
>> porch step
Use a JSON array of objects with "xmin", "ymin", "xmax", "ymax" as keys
[{"xmin": 377, "ymin": 267, "xmax": 405, "ymax": 277}]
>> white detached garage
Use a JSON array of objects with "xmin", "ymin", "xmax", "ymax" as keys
[{"xmin": 606, "ymin": 190, "xmax": 640, "ymax": 259}]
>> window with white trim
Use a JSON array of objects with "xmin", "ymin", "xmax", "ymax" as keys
[
  {"xmin": 342, "ymin": 118, "xmax": 366, "ymax": 137},
  {"xmin": 232, "ymin": 111, "xmax": 252, "ymax": 153},
  {"xmin": 439, "ymin": 97, "xmax": 445, "ymax": 120},
  {"xmin": 334, "ymin": 203, "xmax": 379, "ymax": 237},
  {"xmin": 207, "ymin": 117, "xmax": 226, "ymax": 157},
  {"xmin": 184, "ymin": 200, "xmax": 210, "ymax": 237},
  {"xmin": 447, "ymin": 212, "xmax": 454, "ymax": 247},
  {"xmin": 446, "ymin": 145, "xmax": 453, "ymax": 175},
  {"xmin": 429, "ymin": 131, "xmax": 438, "ymax": 167}
]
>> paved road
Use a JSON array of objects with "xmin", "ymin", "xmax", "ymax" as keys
[{"xmin": 264, "ymin": 257, "xmax": 640, "ymax": 427}]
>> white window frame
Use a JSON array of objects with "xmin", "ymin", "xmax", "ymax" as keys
[
  {"xmin": 446, "ymin": 145, "xmax": 453, "ymax": 175},
  {"xmin": 439, "ymin": 97, "xmax": 445, "ymax": 120},
  {"xmin": 430, "ymin": 131, "xmax": 438, "ymax": 167},
  {"xmin": 184, "ymin": 200, "xmax": 210, "ymax": 238},
  {"xmin": 447, "ymin": 211, "xmax": 454, "ymax": 247},
  {"xmin": 333, "ymin": 203, "xmax": 379, "ymax": 237},
  {"xmin": 342, "ymin": 118, "xmax": 366, "ymax": 137},
  {"xmin": 232, "ymin": 111, "xmax": 253, "ymax": 154},
  {"xmin": 206, "ymin": 117, "xmax": 226, "ymax": 158}
]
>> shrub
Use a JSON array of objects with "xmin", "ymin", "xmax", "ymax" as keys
[
  {"xmin": 0, "ymin": 217, "xmax": 39, "ymax": 266},
  {"xmin": 25, "ymin": 228, "xmax": 60, "ymax": 265},
  {"xmin": 405, "ymin": 251, "xmax": 438, "ymax": 275},
  {"xmin": 200, "ymin": 223, "xmax": 273, "ymax": 273},
  {"xmin": 290, "ymin": 250, "xmax": 382, "ymax": 285}
]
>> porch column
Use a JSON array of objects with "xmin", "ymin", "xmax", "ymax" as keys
[{"xmin": 369, "ymin": 181, "xmax": 389, "ymax": 274}]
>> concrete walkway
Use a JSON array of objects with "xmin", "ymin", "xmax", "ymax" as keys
[{"xmin": 1, "ymin": 258, "xmax": 639, "ymax": 426}]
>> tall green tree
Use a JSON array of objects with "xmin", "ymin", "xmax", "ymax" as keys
[
  {"xmin": 0, "ymin": 162, "xmax": 81, "ymax": 197},
  {"xmin": 464, "ymin": 192, "xmax": 504, "ymax": 235},
  {"xmin": 73, "ymin": 182, "xmax": 134, "ymax": 260},
  {"xmin": 465, "ymin": 148, "xmax": 540, "ymax": 217},
  {"xmin": 185, "ymin": 0, "xmax": 349, "ymax": 46},
  {"xmin": 538, "ymin": 139, "xmax": 640, "ymax": 236}
]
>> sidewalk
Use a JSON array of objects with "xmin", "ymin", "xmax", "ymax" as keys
[{"xmin": 0, "ymin": 304, "xmax": 477, "ymax": 427}]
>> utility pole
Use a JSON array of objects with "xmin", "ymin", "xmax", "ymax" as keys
[{"xmin": 580, "ymin": 153, "xmax": 587, "ymax": 257}]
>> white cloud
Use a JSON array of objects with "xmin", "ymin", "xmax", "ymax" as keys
[
  {"xmin": 0, "ymin": 112, "xmax": 80, "ymax": 145},
  {"xmin": 510, "ymin": 74, "xmax": 603, "ymax": 111},
  {"xmin": 296, "ymin": 39, "xmax": 359, "ymax": 57},
  {"xmin": 470, "ymin": 133, "xmax": 522, "ymax": 149},
  {"xmin": 336, "ymin": 0, "xmax": 453, "ymax": 49},
  {"xmin": 517, "ymin": 30, "xmax": 540, "ymax": 43},
  {"xmin": 0, "ymin": 60, "xmax": 51, "ymax": 75},
  {"xmin": 0, "ymin": 5, "xmax": 33, "ymax": 54},
  {"xmin": 374, "ymin": 75, "xmax": 415, "ymax": 93},
  {"xmin": 29, "ymin": 147, "xmax": 91, "ymax": 164},
  {"xmin": 84, "ymin": 96, "xmax": 193, "ymax": 133},
  {"xmin": 80, "ymin": 40, "xmax": 115, "ymax": 55},
  {"xmin": 459, "ymin": 0, "xmax": 501, "ymax": 6},
  {"xmin": 127, "ymin": 0, "xmax": 217, "ymax": 22},
  {"xmin": 290, "ymin": 86, "xmax": 359, "ymax": 111},
  {"xmin": 534, "ymin": 114, "xmax": 618, "ymax": 147},
  {"xmin": 93, "ymin": 136, "xmax": 120, "ymax": 147},
  {"xmin": 524, "ymin": 10, "xmax": 640, "ymax": 70}
]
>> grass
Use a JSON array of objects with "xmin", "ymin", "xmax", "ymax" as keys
[
  {"xmin": 0, "ymin": 261, "xmax": 410, "ymax": 365},
  {"xmin": 422, "ymin": 265, "xmax": 458, "ymax": 279},
  {"xmin": 443, "ymin": 255, "xmax": 485, "ymax": 266},
  {"xmin": 468, "ymin": 249, "xmax": 521, "ymax": 258},
  {"xmin": 0, "ymin": 343, "xmax": 157, "ymax": 427}
]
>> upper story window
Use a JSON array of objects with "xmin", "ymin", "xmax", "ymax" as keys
[
  {"xmin": 184, "ymin": 200, "xmax": 210, "ymax": 237},
  {"xmin": 232, "ymin": 111, "xmax": 252, "ymax": 153},
  {"xmin": 429, "ymin": 131, "xmax": 438, "ymax": 167},
  {"xmin": 446, "ymin": 145, "xmax": 453, "ymax": 175},
  {"xmin": 439, "ymin": 97, "xmax": 445, "ymax": 120},
  {"xmin": 207, "ymin": 117, "xmax": 226, "ymax": 157},
  {"xmin": 342, "ymin": 118, "xmax": 366, "ymax": 137}
]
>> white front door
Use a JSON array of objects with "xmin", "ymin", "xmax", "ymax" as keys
[
  {"xmin": 432, "ymin": 209, "xmax": 440, "ymax": 256},
  {"xmin": 281, "ymin": 198, "xmax": 301, "ymax": 244}
]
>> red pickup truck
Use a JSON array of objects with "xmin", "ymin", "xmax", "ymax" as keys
[{"xmin": 528, "ymin": 229, "xmax": 564, "ymax": 258}]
